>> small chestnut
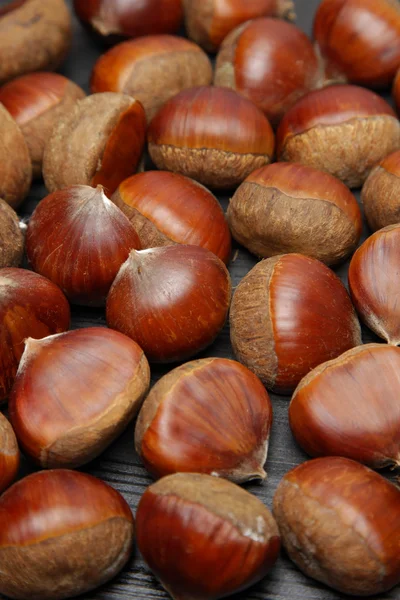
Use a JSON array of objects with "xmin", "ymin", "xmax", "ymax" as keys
[
  {"xmin": 0, "ymin": 73, "xmax": 86, "ymax": 178},
  {"xmin": 9, "ymin": 327, "xmax": 150, "ymax": 468},
  {"xmin": 215, "ymin": 18, "xmax": 322, "ymax": 126},
  {"xmin": 277, "ymin": 84, "xmax": 400, "ymax": 188},
  {"xmin": 0, "ymin": 413, "xmax": 19, "ymax": 493},
  {"xmin": 273, "ymin": 457, "xmax": 400, "ymax": 596},
  {"xmin": 0, "ymin": 268, "xmax": 70, "ymax": 402},
  {"xmin": 361, "ymin": 150, "xmax": 400, "ymax": 231},
  {"xmin": 230, "ymin": 253, "xmax": 361, "ymax": 393},
  {"xmin": 184, "ymin": 0, "xmax": 296, "ymax": 52},
  {"xmin": 136, "ymin": 473, "xmax": 280, "ymax": 600},
  {"xmin": 0, "ymin": 0, "xmax": 72, "ymax": 85},
  {"xmin": 26, "ymin": 185, "xmax": 141, "ymax": 306},
  {"xmin": 106, "ymin": 245, "xmax": 232, "ymax": 362},
  {"xmin": 0, "ymin": 199, "xmax": 24, "ymax": 268},
  {"xmin": 0, "ymin": 103, "xmax": 31, "ymax": 209},
  {"xmin": 348, "ymin": 224, "xmax": 400, "ymax": 345},
  {"xmin": 135, "ymin": 357, "xmax": 272, "ymax": 482},
  {"xmin": 227, "ymin": 162, "xmax": 362, "ymax": 265},
  {"xmin": 91, "ymin": 35, "xmax": 213, "ymax": 121},
  {"xmin": 43, "ymin": 92, "xmax": 146, "ymax": 197},
  {"xmin": 0, "ymin": 469, "xmax": 134, "ymax": 600},
  {"xmin": 112, "ymin": 171, "xmax": 231, "ymax": 264},
  {"xmin": 148, "ymin": 86, "xmax": 275, "ymax": 189}
]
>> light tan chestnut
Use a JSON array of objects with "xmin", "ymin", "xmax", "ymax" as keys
[
  {"xmin": 135, "ymin": 357, "xmax": 272, "ymax": 482},
  {"xmin": 0, "ymin": 413, "xmax": 19, "ymax": 494},
  {"xmin": 0, "ymin": 104, "xmax": 31, "ymax": 209},
  {"xmin": 0, "ymin": 199, "xmax": 24, "ymax": 268},
  {"xmin": 361, "ymin": 150, "xmax": 400, "ymax": 231},
  {"xmin": 9, "ymin": 327, "xmax": 150, "ymax": 469}
]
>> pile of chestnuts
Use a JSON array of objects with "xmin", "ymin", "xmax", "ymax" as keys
[{"xmin": 1, "ymin": 0, "xmax": 400, "ymax": 599}]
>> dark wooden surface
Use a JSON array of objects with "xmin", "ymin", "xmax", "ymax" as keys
[{"xmin": 7, "ymin": 0, "xmax": 400, "ymax": 598}]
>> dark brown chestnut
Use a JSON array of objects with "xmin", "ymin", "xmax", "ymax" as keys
[
  {"xmin": 361, "ymin": 150, "xmax": 400, "ymax": 231},
  {"xmin": 0, "ymin": 199, "xmax": 24, "ymax": 268},
  {"xmin": 0, "ymin": 103, "xmax": 31, "ymax": 209}
]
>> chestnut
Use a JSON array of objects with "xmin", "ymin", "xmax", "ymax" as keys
[
  {"xmin": 348, "ymin": 224, "xmax": 400, "ymax": 345},
  {"xmin": 273, "ymin": 457, "xmax": 400, "ymax": 596},
  {"xmin": 230, "ymin": 253, "xmax": 361, "ymax": 394},
  {"xmin": 0, "ymin": 73, "xmax": 86, "ymax": 178},
  {"xmin": 135, "ymin": 357, "xmax": 272, "ymax": 482},
  {"xmin": 0, "ymin": 103, "xmax": 31, "ymax": 209},
  {"xmin": 106, "ymin": 245, "xmax": 231, "ymax": 362},
  {"xmin": 91, "ymin": 35, "xmax": 212, "ymax": 121},
  {"xmin": 112, "ymin": 171, "xmax": 231, "ymax": 264},
  {"xmin": 0, "ymin": 469, "xmax": 134, "ymax": 600},
  {"xmin": 277, "ymin": 84, "xmax": 400, "ymax": 188},
  {"xmin": 314, "ymin": 0, "xmax": 400, "ymax": 88},
  {"xmin": 136, "ymin": 473, "xmax": 280, "ymax": 600},
  {"xmin": 0, "ymin": 199, "xmax": 24, "ymax": 268},
  {"xmin": 43, "ymin": 93, "xmax": 146, "ymax": 197},
  {"xmin": 184, "ymin": 0, "xmax": 296, "ymax": 53},
  {"xmin": 9, "ymin": 327, "xmax": 150, "ymax": 469},
  {"xmin": 147, "ymin": 86, "xmax": 275, "ymax": 189},
  {"xmin": 290, "ymin": 344, "xmax": 400, "ymax": 468},
  {"xmin": 74, "ymin": 0, "xmax": 183, "ymax": 42},
  {"xmin": 0, "ymin": 413, "xmax": 19, "ymax": 493},
  {"xmin": 0, "ymin": 268, "xmax": 70, "ymax": 402},
  {"xmin": 227, "ymin": 162, "xmax": 362, "ymax": 265},
  {"xmin": 394, "ymin": 66, "xmax": 400, "ymax": 112},
  {"xmin": 0, "ymin": 0, "xmax": 72, "ymax": 85},
  {"xmin": 361, "ymin": 150, "xmax": 400, "ymax": 231},
  {"xmin": 26, "ymin": 185, "xmax": 141, "ymax": 306},
  {"xmin": 214, "ymin": 18, "xmax": 321, "ymax": 126}
]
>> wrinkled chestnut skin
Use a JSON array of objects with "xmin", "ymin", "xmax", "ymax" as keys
[
  {"xmin": 0, "ymin": 199, "xmax": 24, "ymax": 268},
  {"xmin": 106, "ymin": 245, "xmax": 231, "ymax": 363},
  {"xmin": 0, "ymin": 104, "xmax": 31, "ymax": 209},
  {"xmin": 91, "ymin": 36, "xmax": 212, "ymax": 121},
  {"xmin": 0, "ymin": 73, "xmax": 85, "ymax": 178},
  {"xmin": 0, "ymin": 268, "xmax": 70, "ymax": 402},
  {"xmin": 112, "ymin": 171, "xmax": 231, "ymax": 264},
  {"xmin": 314, "ymin": 0, "xmax": 400, "ymax": 87},
  {"xmin": 9, "ymin": 327, "xmax": 150, "ymax": 469},
  {"xmin": 273, "ymin": 457, "xmax": 400, "ymax": 596},
  {"xmin": 362, "ymin": 150, "xmax": 400, "ymax": 231},
  {"xmin": 0, "ymin": 469, "xmax": 134, "ymax": 600},
  {"xmin": 148, "ymin": 86, "xmax": 275, "ymax": 190},
  {"xmin": 136, "ymin": 473, "xmax": 280, "ymax": 600},
  {"xmin": 230, "ymin": 253, "xmax": 361, "ymax": 394},
  {"xmin": 348, "ymin": 224, "xmax": 400, "ymax": 344},
  {"xmin": 0, "ymin": 413, "xmax": 19, "ymax": 493},
  {"xmin": 277, "ymin": 85, "xmax": 400, "ymax": 188},
  {"xmin": 135, "ymin": 357, "xmax": 272, "ymax": 482},
  {"xmin": 0, "ymin": 0, "xmax": 72, "ymax": 85},
  {"xmin": 227, "ymin": 162, "xmax": 361, "ymax": 265},
  {"xmin": 215, "ymin": 18, "xmax": 321, "ymax": 126}
]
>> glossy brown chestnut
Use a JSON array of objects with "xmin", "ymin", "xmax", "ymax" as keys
[
  {"xmin": 0, "ymin": 73, "xmax": 86, "ymax": 177},
  {"xmin": 135, "ymin": 357, "xmax": 272, "ymax": 482},
  {"xmin": 362, "ymin": 150, "xmax": 400, "ymax": 231},
  {"xmin": 136, "ymin": 473, "xmax": 280, "ymax": 600},
  {"xmin": 215, "ymin": 18, "xmax": 321, "ymax": 126},
  {"xmin": 348, "ymin": 224, "xmax": 400, "ymax": 344},
  {"xmin": 0, "ymin": 103, "xmax": 31, "ymax": 209},
  {"xmin": 0, "ymin": 413, "xmax": 19, "ymax": 493},
  {"xmin": 26, "ymin": 185, "xmax": 141, "ymax": 306},
  {"xmin": 74, "ymin": 0, "xmax": 183, "ymax": 42},
  {"xmin": 184, "ymin": 0, "xmax": 296, "ymax": 52},
  {"xmin": 91, "ymin": 36, "xmax": 212, "ymax": 121},
  {"xmin": 314, "ymin": 0, "xmax": 400, "ymax": 88},
  {"xmin": 0, "ymin": 0, "xmax": 72, "ymax": 85},
  {"xmin": 227, "ymin": 162, "xmax": 362, "ymax": 265},
  {"xmin": 290, "ymin": 344, "xmax": 400, "ymax": 468},
  {"xmin": 0, "ymin": 469, "xmax": 134, "ymax": 600},
  {"xmin": 148, "ymin": 86, "xmax": 275, "ymax": 189},
  {"xmin": 0, "ymin": 199, "xmax": 24, "ymax": 268},
  {"xmin": 273, "ymin": 457, "xmax": 400, "ymax": 596},
  {"xmin": 43, "ymin": 93, "xmax": 146, "ymax": 197},
  {"xmin": 112, "ymin": 171, "xmax": 231, "ymax": 264},
  {"xmin": 9, "ymin": 327, "xmax": 150, "ymax": 468},
  {"xmin": 230, "ymin": 253, "xmax": 361, "ymax": 394},
  {"xmin": 106, "ymin": 245, "xmax": 231, "ymax": 362},
  {"xmin": 277, "ymin": 84, "xmax": 400, "ymax": 188},
  {"xmin": 0, "ymin": 268, "xmax": 70, "ymax": 402}
]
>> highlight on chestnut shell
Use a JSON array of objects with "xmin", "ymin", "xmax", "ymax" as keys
[
  {"xmin": 0, "ymin": 413, "xmax": 19, "ymax": 493},
  {"xmin": 273, "ymin": 457, "xmax": 400, "ymax": 596},
  {"xmin": 9, "ymin": 327, "xmax": 150, "ymax": 469},
  {"xmin": 106, "ymin": 245, "xmax": 232, "ymax": 363},
  {"xmin": 136, "ymin": 473, "xmax": 281, "ymax": 600},
  {"xmin": 362, "ymin": 150, "xmax": 400, "ymax": 231},
  {"xmin": 135, "ymin": 357, "xmax": 272, "ymax": 482},
  {"xmin": 0, "ymin": 469, "xmax": 134, "ymax": 600}
]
